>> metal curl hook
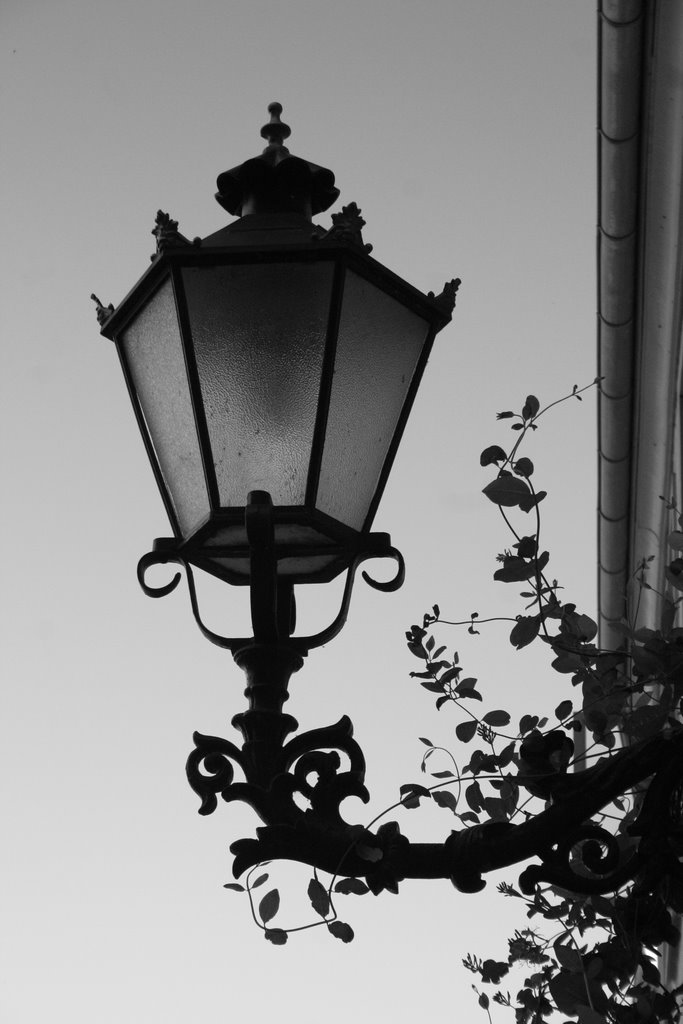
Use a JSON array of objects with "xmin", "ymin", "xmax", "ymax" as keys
[
  {"xmin": 137, "ymin": 550, "xmax": 182, "ymax": 598},
  {"xmin": 296, "ymin": 543, "xmax": 406, "ymax": 650},
  {"xmin": 361, "ymin": 546, "xmax": 405, "ymax": 593},
  {"xmin": 136, "ymin": 547, "xmax": 241, "ymax": 651}
]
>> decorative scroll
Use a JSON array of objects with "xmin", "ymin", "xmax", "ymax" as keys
[
  {"xmin": 187, "ymin": 713, "xmax": 371, "ymax": 875},
  {"xmin": 186, "ymin": 732, "xmax": 247, "ymax": 815},
  {"xmin": 517, "ymin": 823, "xmax": 637, "ymax": 896}
]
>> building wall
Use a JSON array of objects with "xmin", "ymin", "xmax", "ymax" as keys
[{"xmin": 597, "ymin": 0, "xmax": 683, "ymax": 987}]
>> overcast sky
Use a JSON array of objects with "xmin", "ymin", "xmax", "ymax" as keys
[{"xmin": 2, "ymin": 2, "xmax": 596, "ymax": 1022}]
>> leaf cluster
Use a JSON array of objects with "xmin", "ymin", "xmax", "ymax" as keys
[
  {"xmin": 405, "ymin": 383, "xmax": 683, "ymax": 1022},
  {"xmin": 223, "ymin": 865, "xmax": 367, "ymax": 945}
]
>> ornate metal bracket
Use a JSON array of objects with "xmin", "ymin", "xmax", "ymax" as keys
[
  {"xmin": 188, "ymin": 696, "xmax": 683, "ymax": 898},
  {"xmin": 136, "ymin": 491, "xmax": 405, "ymax": 654}
]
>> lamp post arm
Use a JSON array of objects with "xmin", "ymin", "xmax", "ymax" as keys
[
  {"xmin": 226, "ymin": 729, "xmax": 683, "ymax": 895},
  {"xmin": 187, "ymin": 638, "xmax": 683, "ymax": 897}
]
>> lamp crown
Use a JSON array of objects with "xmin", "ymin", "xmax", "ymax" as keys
[{"xmin": 215, "ymin": 102, "xmax": 339, "ymax": 219}]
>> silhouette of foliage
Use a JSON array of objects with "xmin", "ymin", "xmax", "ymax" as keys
[
  {"xmin": 403, "ymin": 382, "xmax": 683, "ymax": 1022},
  {"xmin": 223, "ymin": 382, "xmax": 683, "ymax": 1023}
]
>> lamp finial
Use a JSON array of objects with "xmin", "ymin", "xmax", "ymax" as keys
[{"xmin": 260, "ymin": 101, "xmax": 291, "ymax": 152}]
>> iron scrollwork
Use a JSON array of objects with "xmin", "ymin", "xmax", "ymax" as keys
[
  {"xmin": 518, "ymin": 823, "xmax": 636, "ymax": 896},
  {"xmin": 187, "ymin": 706, "xmax": 375, "ymax": 882},
  {"xmin": 136, "ymin": 494, "xmax": 683, "ymax": 900},
  {"xmin": 135, "ymin": 519, "xmax": 405, "ymax": 654},
  {"xmin": 189, "ymin": 723, "xmax": 683, "ymax": 898},
  {"xmin": 187, "ymin": 715, "xmax": 367, "ymax": 821}
]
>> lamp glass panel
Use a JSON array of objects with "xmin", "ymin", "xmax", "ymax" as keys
[
  {"xmin": 183, "ymin": 262, "xmax": 333, "ymax": 507},
  {"xmin": 121, "ymin": 277, "xmax": 210, "ymax": 535},
  {"xmin": 317, "ymin": 271, "xmax": 430, "ymax": 530}
]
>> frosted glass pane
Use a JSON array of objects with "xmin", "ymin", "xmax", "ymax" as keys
[
  {"xmin": 317, "ymin": 271, "xmax": 429, "ymax": 530},
  {"xmin": 183, "ymin": 263, "xmax": 332, "ymax": 507},
  {"xmin": 122, "ymin": 278, "xmax": 210, "ymax": 535}
]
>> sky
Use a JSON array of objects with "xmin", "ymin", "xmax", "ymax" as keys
[{"xmin": 2, "ymin": 2, "xmax": 596, "ymax": 1022}]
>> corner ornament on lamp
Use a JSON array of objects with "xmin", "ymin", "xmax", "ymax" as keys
[{"xmin": 93, "ymin": 104, "xmax": 683, "ymax": 901}]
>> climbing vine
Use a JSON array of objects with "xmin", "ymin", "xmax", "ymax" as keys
[
  {"xmin": 224, "ymin": 381, "xmax": 683, "ymax": 1023},
  {"xmin": 403, "ymin": 382, "xmax": 683, "ymax": 1023}
]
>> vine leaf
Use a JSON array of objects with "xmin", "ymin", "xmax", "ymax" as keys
[
  {"xmin": 514, "ymin": 457, "xmax": 534, "ymax": 478},
  {"xmin": 522, "ymin": 395, "xmax": 540, "ymax": 419},
  {"xmin": 307, "ymin": 877, "xmax": 330, "ymax": 918},
  {"xmin": 510, "ymin": 616, "xmax": 540, "ymax": 649},
  {"xmin": 458, "ymin": 811, "xmax": 479, "ymax": 824},
  {"xmin": 441, "ymin": 665, "xmax": 462, "ymax": 685},
  {"xmin": 250, "ymin": 873, "xmax": 269, "ymax": 889},
  {"xmin": 432, "ymin": 790, "xmax": 458, "ymax": 813},
  {"xmin": 481, "ymin": 959, "xmax": 509, "ymax": 983},
  {"xmin": 258, "ymin": 889, "xmax": 280, "ymax": 925},
  {"xmin": 399, "ymin": 782, "xmax": 431, "ymax": 808},
  {"xmin": 495, "ymin": 552, "xmax": 549, "ymax": 583},
  {"xmin": 457, "ymin": 677, "xmax": 479, "ymax": 695},
  {"xmin": 465, "ymin": 781, "xmax": 484, "ymax": 813},
  {"xmin": 497, "ymin": 741, "xmax": 516, "ymax": 768},
  {"xmin": 553, "ymin": 939, "xmax": 583, "ymax": 972},
  {"xmin": 264, "ymin": 928, "xmax": 288, "ymax": 945},
  {"xmin": 480, "ymin": 445, "xmax": 507, "ymax": 466},
  {"xmin": 458, "ymin": 688, "xmax": 483, "ymax": 702},
  {"xmin": 518, "ymin": 489, "xmax": 547, "ymax": 512},
  {"xmin": 327, "ymin": 920, "xmax": 354, "ymax": 943},
  {"xmin": 555, "ymin": 699, "xmax": 573, "ymax": 720},
  {"xmin": 334, "ymin": 878, "xmax": 369, "ymax": 896},
  {"xmin": 223, "ymin": 883, "xmax": 245, "ymax": 892},
  {"xmin": 668, "ymin": 530, "xmax": 683, "ymax": 551},
  {"xmin": 516, "ymin": 535, "xmax": 538, "ymax": 558},
  {"xmin": 456, "ymin": 719, "xmax": 478, "ymax": 743},
  {"xmin": 482, "ymin": 476, "xmax": 531, "ymax": 508},
  {"xmin": 483, "ymin": 710, "xmax": 511, "ymax": 727},
  {"xmin": 548, "ymin": 973, "xmax": 591, "ymax": 1014}
]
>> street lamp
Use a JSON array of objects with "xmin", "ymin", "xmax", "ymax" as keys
[{"xmin": 94, "ymin": 104, "xmax": 683, "ymax": 899}]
